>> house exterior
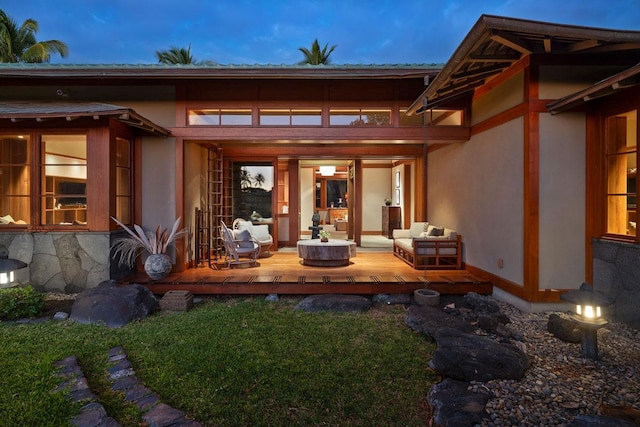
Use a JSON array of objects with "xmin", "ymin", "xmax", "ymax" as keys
[{"xmin": 1, "ymin": 15, "xmax": 639, "ymax": 323}]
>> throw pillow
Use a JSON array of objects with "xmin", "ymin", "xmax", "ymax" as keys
[
  {"xmin": 233, "ymin": 229, "xmax": 255, "ymax": 248},
  {"xmin": 428, "ymin": 226, "xmax": 445, "ymax": 237}
]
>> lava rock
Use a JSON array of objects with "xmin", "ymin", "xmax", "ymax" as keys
[
  {"xmin": 70, "ymin": 280, "xmax": 158, "ymax": 328},
  {"xmin": 294, "ymin": 294, "xmax": 371, "ymax": 313},
  {"xmin": 548, "ymin": 313, "xmax": 582, "ymax": 343},
  {"xmin": 430, "ymin": 327, "xmax": 530, "ymax": 382},
  {"xmin": 428, "ymin": 378, "xmax": 491, "ymax": 427}
]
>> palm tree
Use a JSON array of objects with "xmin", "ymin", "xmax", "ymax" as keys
[
  {"xmin": 253, "ymin": 173, "xmax": 265, "ymax": 188},
  {"xmin": 155, "ymin": 44, "xmax": 216, "ymax": 65},
  {"xmin": 240, "ymin": 168, "xmax": 253, "ymax": 189},
  {"xmin": 298, "ymin": 39, "xmax": 337, "ymax": 65},
  {"xmin": 0, "ymin": 9, "xmax": 68, "ymax": 63},
  {"xmin": 156, "ymin": 45, "xmax": 195, "ymax": 64}
]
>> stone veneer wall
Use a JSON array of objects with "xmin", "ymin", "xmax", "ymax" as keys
[
  {"xmin": 592, "ymin": 239, "xmax": 640, "ymax": 328},
  {"xmin": 0, "ymin": 231, "xmax": 133, "ymax": 293}
]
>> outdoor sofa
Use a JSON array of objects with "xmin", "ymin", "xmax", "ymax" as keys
[{"xmin": 392, "ymin": 222, "xmax": 462, "ymax": 270}]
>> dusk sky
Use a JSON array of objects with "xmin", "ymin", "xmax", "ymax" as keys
[{"xmin": 2, "ymin": 0, "xmax": 640, "ymax": 65}]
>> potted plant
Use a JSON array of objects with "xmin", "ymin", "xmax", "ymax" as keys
[
  {"xmin": 111, "ymin": 217, "xmax": 187, "ymax": 280},
  {"xmin": 319, "ymin": 230, "xmax": 330, "ymax": 242},
  {"xmin": 384, "ymin": 197, "xmax": 392, "ymax": 206}
]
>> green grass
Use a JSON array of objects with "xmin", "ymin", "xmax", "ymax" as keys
[{"xmin": 0, "ymin": 297, "xmax": 436, "ymax": 426}]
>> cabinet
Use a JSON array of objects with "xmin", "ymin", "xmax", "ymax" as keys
[
  {"xmin": 382, "ymin": 206, "xmax": 401, "ymax": 238},
  {"xmin": 43, "ymin": 176, "xmax": 87, "ymax": 225}
]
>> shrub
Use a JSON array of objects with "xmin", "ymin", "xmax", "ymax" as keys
[{"xmin": 0, "ymin": 286, "xmax": 45, "ymax": 320}]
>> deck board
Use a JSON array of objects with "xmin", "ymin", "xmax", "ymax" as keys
[{"xmin": 126, "ymin": 251, "xmax": 492, "ymax": 296}]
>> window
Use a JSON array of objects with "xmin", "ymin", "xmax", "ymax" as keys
[
  {"xmin": 116, "ymin": 137, "xmax": 132, "ymax": 224},
  {"xmin": 188, "ymin": 109, "xmax": 252, "ymax": 125},
  {"xmin": 0, "ymin": 134, "xmax": 30, "ymax": 225},
  {"xmin": 41, "ymin": 135, "xmax": 87, "ymax": 226},
  {"xmin": 329, "ymin": 109, "xmax": 391, "ymax": 126},
  {"xmin": 233, "ymin": 163, "xmax": 274, "ymax": 221},
  {"xmin": 605, "ymin": 110, "xmax": 637, "ymax": 237},
  {"xmin": 399, "ymin": 108, "xmax": 464, "ymax": 126},
  {"xmin": 259, "ymin": 109, "xmax": 321, "ymax": 126}
]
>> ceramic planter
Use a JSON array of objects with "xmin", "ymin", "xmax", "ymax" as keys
[{"xmin": 144, "ymin": 253, "xmax": 172, "ymax": 280}]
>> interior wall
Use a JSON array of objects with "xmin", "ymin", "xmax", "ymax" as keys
[
  {"xmin": 362, "ymin": 167, "xmax": 391, "ymax": 232},
  {"xmin": 428, "ymin": 118, "xmax": 525, "ymax": 285},
  {"xmin": 183, "ymin": 142, "xmax": 207, "ymax": 263},
  {"xmin": 538, "ymin": 113, "xmax": 586, "ymax": 289},
  {"xmin": 300, "ymin": 167, "xmax": 314, "ymax": 231}
]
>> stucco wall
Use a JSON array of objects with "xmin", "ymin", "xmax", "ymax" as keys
[
  {"xmin": 428, "ymin": 118, "xmax": 525, "ymax": 285},
  {"xmin": 539, "ymin": 65, "xmax": 628, "ymax": 100},
  {"xmin": 538, "ymin": 113, "xmax": 586, "ymax": 289},
  {"xmin": 471, "ymin": 73, "xmax": 523, "ymax": 125},
  {"xmin": 140, "ymin": 137, "xmax": 179, "ymax": 262}
]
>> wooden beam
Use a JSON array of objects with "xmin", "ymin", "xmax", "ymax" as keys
[{"xmin": 490, "ymin": 30, "xmax": 533, "ymax": 54}]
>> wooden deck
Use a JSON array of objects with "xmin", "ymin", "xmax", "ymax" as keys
[{"xmin": 129, "ymin": 251, "xmax": 492, "ymax": 296}]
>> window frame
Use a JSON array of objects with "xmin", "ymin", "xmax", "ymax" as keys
[
  {"xmin": 602, "ymin": 108, "xmax": 639, "ymax": 242},
  {"xmin": 0, "ymin": 133, "xmax": 31, "ymax": 227}
]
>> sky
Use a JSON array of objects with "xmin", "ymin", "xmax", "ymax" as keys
[{"xmin": 2, "ymin": 0, "xmax": 640, "ymax": 65}]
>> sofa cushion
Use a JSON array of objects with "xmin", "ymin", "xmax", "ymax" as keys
[{"xmin": 409, "ymin": 222, "xmax": 428, "ymax": 238}]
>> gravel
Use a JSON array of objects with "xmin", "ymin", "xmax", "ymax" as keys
[{"xmin": 473, "ymin": 301, "xmax": 640, "ymax": 426}]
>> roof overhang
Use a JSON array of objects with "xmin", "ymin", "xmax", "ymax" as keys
[
  {"xmin": 407, "ymin": 15, "xmax": 640, "ymax": 115},
  {"xmin": 0, "ymin": 102, "xmax": 171, "ymax": 137},
  {"xmin": 546, "ymin": 63, "xmax": 640, "ymax": 114},
  {"xmin": 0, "ymin": 64, "xmax": 441, "ymax": 80}
]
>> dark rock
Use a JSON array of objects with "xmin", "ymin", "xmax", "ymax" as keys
[
  {"xmin": 294, "ymin": 294, "xmax": 371, "ymax": 313},
  {"xmin": 70, "ymin": 280, "xmax": 158, "ymax": 328},
  {"xmin": 548, "ymin": 313, "xmax": 582, "ymax": 343},
  {"xmin": 463, "ymin": 292, "xmax": 500, "ymax": 313},
  {"xmin": 143, "ymin": 403, "xmax": 187, "ymax": 427},
  {"xmin": 430, "ymin": 327, "xmax": 530, "ymax": 382},
  {"xmin": 405, "ymin": 304, "xmax": 474, "ymax": 340},
  {"xmin": 428, "ymin": 378, "xmax": 490, "ymax": 427},
  {"xmin": 373, "ymin": 293, "xmax": 412, "ymax": 305}
]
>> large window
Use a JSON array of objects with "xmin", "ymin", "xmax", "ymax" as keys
[
  {"xmin": 0, "ymin": 135, "xmax": 30, "ymax": 225},
  {"xmin": 606, "ymin": 110, "xmax": 637, "ymax": 237},
  {"xmin": 41, "ymin": 135, "xmax": 87, "ymax": 226},
  {"xmin": 233, "ymin": 163, "xmax": 274, "ymax": 221}
]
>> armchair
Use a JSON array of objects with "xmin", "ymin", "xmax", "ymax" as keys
[
  {"xmin": 220, "ymin": 221, "xmax": 259, "ymax": 268},
  {"xmin": 232, "ymin": 218, "xmax": 273, "ymax": 256}
]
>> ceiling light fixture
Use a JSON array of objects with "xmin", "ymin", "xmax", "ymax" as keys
[{"xmin": 319, "ymin": 166, "xmax": 336, "ymax": 176}]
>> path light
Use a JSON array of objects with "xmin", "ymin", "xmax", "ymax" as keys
[
  {"xmin": 0, "ymin": 245, "xmax": 27, "ymax": 287},
  {"xmin": 561, "ymin": 282, "xmax": 612, "ymax": 360}
]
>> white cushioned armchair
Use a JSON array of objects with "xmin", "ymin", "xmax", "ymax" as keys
[
  {"xmin": 392, "ymin": 222, "xmax": 462, "ymax": 269},
  {"xmin": 233, "ymin": 218, "xmax": 273, "ymax": 256}
]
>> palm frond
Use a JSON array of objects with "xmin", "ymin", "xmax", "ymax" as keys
[{"xmin": 110, "ymin": 217, "xmax": 188, "ymax": 265}]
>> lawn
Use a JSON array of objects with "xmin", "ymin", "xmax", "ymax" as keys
[{"xmin": 0, "ymin": 297, "xmax": 436, "ymax": 426}]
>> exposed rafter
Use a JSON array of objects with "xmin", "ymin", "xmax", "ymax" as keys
[{"xmin": 407, "ymin": 15, "xmax": 640, "ymax": 116}]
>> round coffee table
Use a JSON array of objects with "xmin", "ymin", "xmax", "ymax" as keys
[{"xmin": 297, "ymin": 239, "xmax": 357, "ymax": 267}]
